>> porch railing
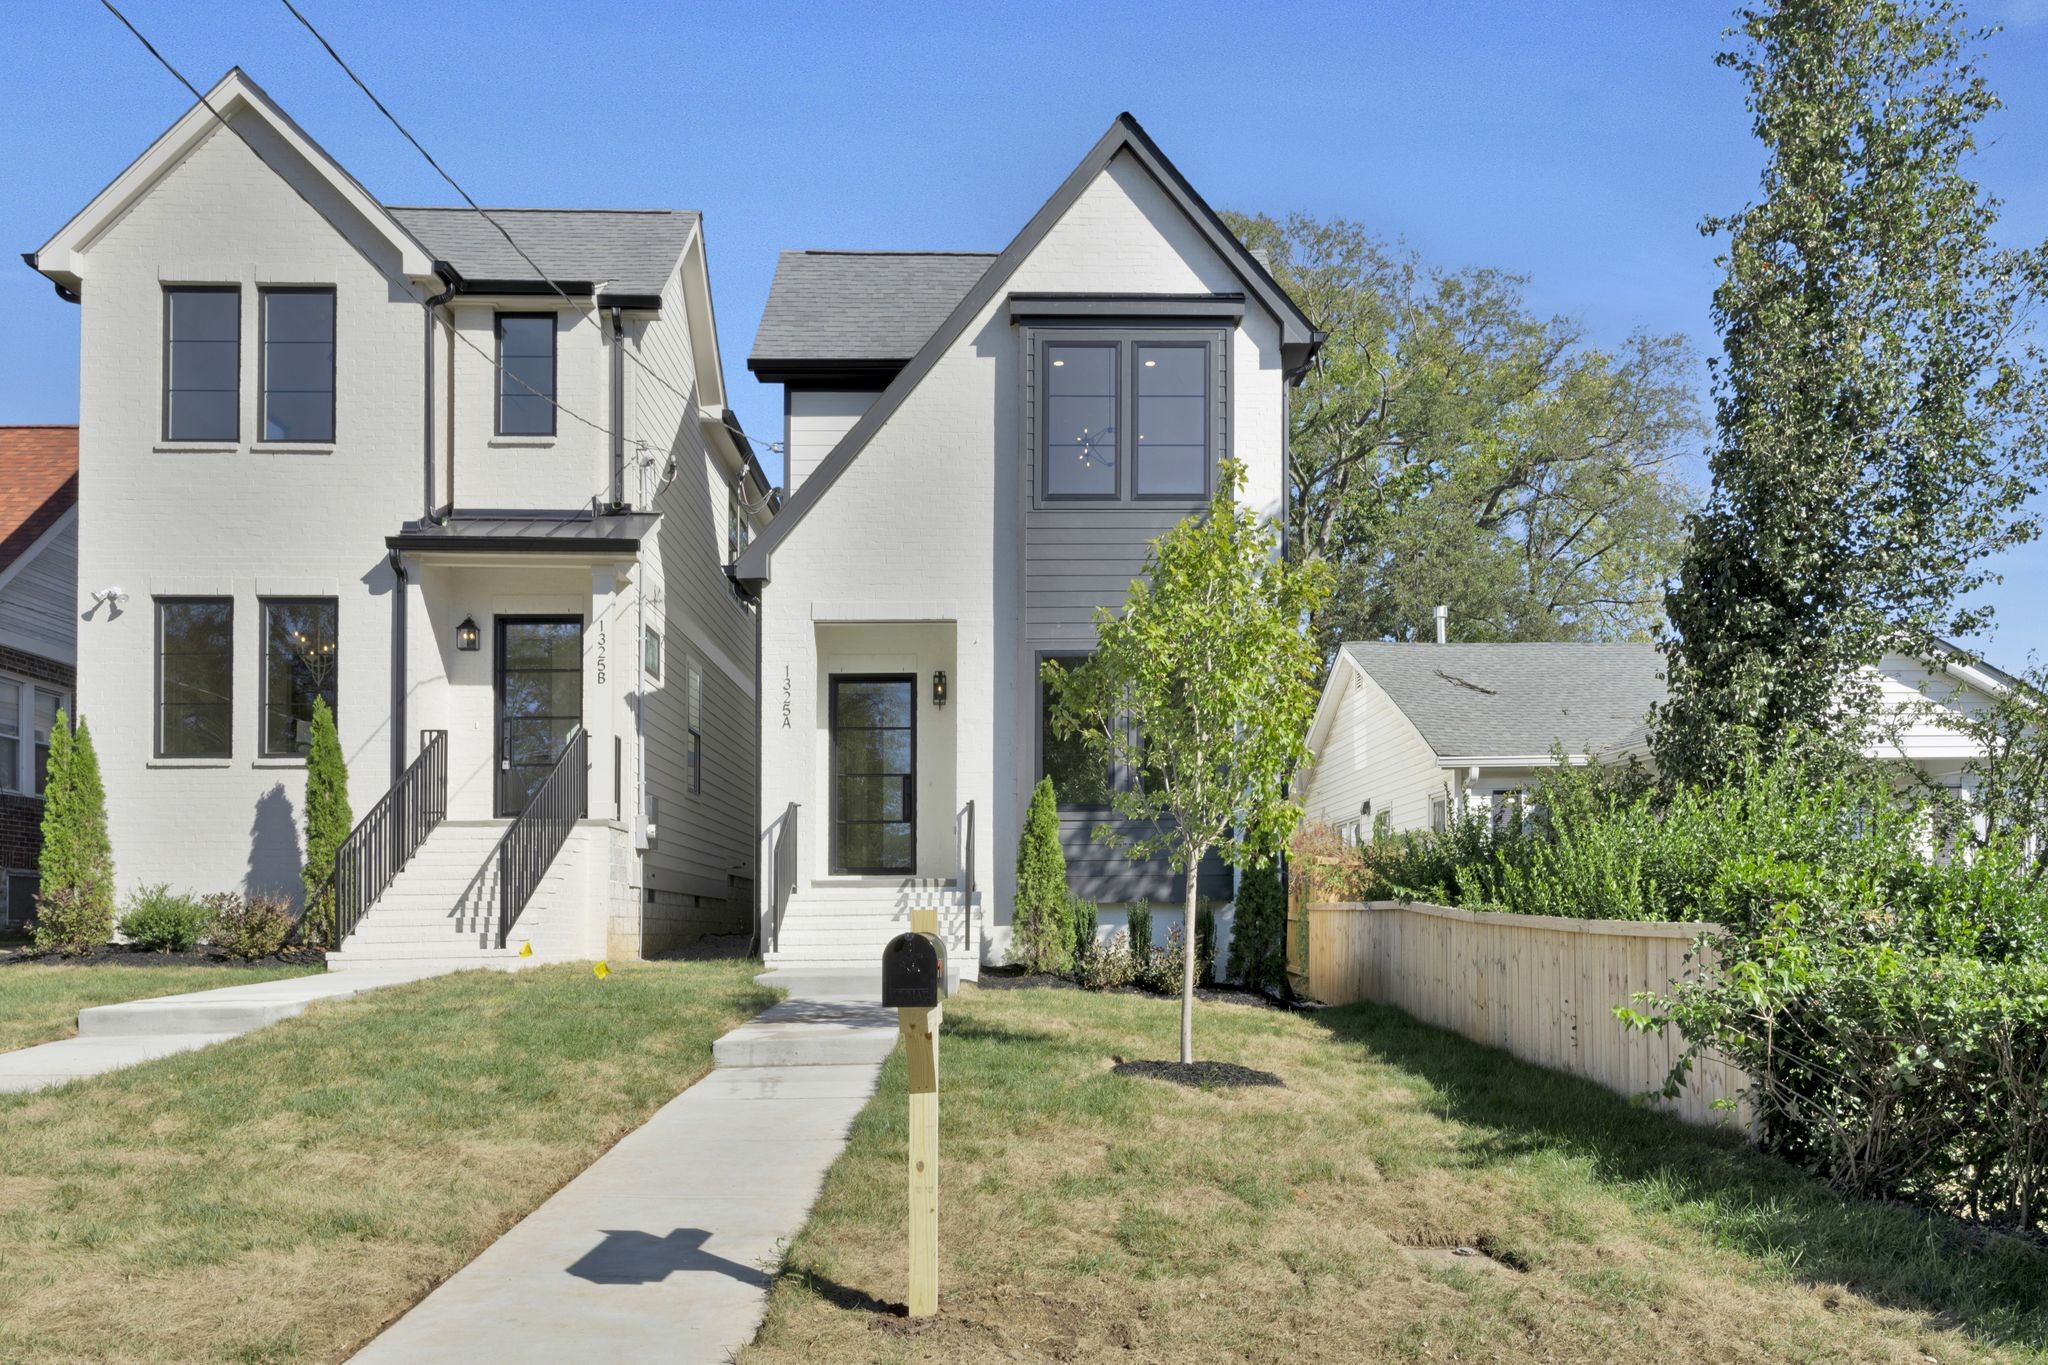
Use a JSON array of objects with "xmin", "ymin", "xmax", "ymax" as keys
[
  {"xmin": 495, "ymin": 726, "xmax": 588, "ymax": 948},
  {"xmin": 767, "ymin": 801, "xmax": 799, "ymax": 955},
  {"xmin": 958, "ymin": 800, "xmax": 976, "ymax": 910},
  {"xmin": 332, "ymin": 730, "xmax": 448, "ymax": 947}
]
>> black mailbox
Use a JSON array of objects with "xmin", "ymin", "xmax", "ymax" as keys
[{"xmin": 882, "ymin": 931, "xmax": 948, "ymax": 1008}]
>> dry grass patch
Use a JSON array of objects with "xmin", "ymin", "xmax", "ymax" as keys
[
  {"xmin": 0, "ymin": 958, "xmax": 773, "ymax": 1363},
  {"xmin": 0, "ymin": 960, "xmax": 320, "ymax": 1053},
  {"xmin": 744, "ymin": 987, "xmax": 2048, "ymax": 1364}
]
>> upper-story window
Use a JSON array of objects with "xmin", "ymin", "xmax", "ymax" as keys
[
  {"xmin": 727, "ymin": 479, "xmax": 752, "ymax": 563},
  {"xmin": 164, "ymin": 285, "xmax": 240, "ymax": 442},
  {"xmin": 496, "ymin": 313, "xmax": 557, "ymax": 436},
  {"xmin": 1038, "ymin": 334, "xmax": 1218, "ymax": 504},
  {"xmin": 260, "ymin": 288, "xmax": 336, "ymax": 443}
]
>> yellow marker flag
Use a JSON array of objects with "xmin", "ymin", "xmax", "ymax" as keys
[
  {"xmin": 518, "ymin": 942, "xmax": 533, "ymax": 958},
  {"xmin": 593, "ymin": 960, "xmax": 611, "ymax": 980}
]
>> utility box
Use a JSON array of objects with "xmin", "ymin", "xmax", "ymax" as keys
[{"xmin": 881, "ymin": 930, "xmax": 948, "ymax": 1009}]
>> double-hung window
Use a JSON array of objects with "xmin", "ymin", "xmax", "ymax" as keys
[
  {"xmin": 261, "ymin": 598, "xmax": 339, "ymax": 757},
  {"xmin": 1037, "ymin": 332, "xmax": 1220, "ymax": 505},
  {"xmin": 0, "ymin": 680, "xmax": 65, "ymax": 795},
  {"xmin": 496, "ymin": 313, "xmax": 557, "ymax": 436},
  {"xmin": 260, "ymin": 287, "xmax": 335, "ymax": 442},
  {"xmin": 1038, "ymin": 654, "xmax": 1112, "ymax": 807},
  {"xmin": 156, "ymin": 598, "xmax": 234, "ymax": 758},
  {"xmin": 164, "ymin": 286, "xmax": 241, "ymax": 441}
]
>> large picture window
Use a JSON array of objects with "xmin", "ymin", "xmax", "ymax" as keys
[
  {"xmin": 1134, "ymin": 343, "xmax": 1208, "ymax": 497},
  {"xmin": 260, "ymin": 287, "xmax": 335, "ymax": 442},
  {"xmin": 261, "ymin": 599, "xmax": 339, "ymax": 757},
  {"xmin": 496, "ymin": 312, "xmax": 557, "ymax": 436},
  {"xmin": 1038, "ymin": 335, "xmax": 1216, "ymax": 504},
  {"xmin": 1043, "ymin": 343, "xmax": 1119, "ymax": 499},
  {"xmin": 157, "ymin": 598, "xmax": 233, "ymax": 758},
  {"xmin": 164, "ymin": 286, "xmax": 240, "ymax": 441},
  {"xmin": 1039, "ymin": 654, "xmax": 1111, "ymax": 806}
]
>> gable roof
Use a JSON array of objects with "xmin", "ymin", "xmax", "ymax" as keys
[
  {"xmin": 0, "ymin": 426, "xmax": 79, "ymax": 572},
  {"xmin": 1340, "ymin": 642, "xmax": 1668, "ymax": 761},
  {"xmin": 749, "ymin": 251, "xmax": 998, "ymax": 374},
  {"xmin": 733, "ymin": 113, "xmax": 1322, "ymax": 585},
  {"xmin": 387, "ymin": 207, "xmax": 700, "ymax": 301}
]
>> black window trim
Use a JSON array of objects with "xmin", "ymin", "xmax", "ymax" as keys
[
  {"xmin": 687, "ymin": 727, "xmax": 703, "ymax": 795},
  {"xmin": 1038, "ymin": 339, "xmax": 1123, "ymax": 504},
  {"xmin": 162, "ymin": 283, "xmax": 241, "ymax": 444},
  {"xmin": 155, "ymin": 595, "xmax": 234, "ymax": 760},
  {"xmin": 257, "ymin": 285, "xmax": 337, "ymax": 445},
  {"xmin": 828, "ymin": 673, "xmax": 917, "ymax": 876},
  {"xmin": 1131, "ymin": 338, "xmax": 1213, "ymax": 503},
  {"xmin": 1031, "ymin": 325, "xmax": 1223, "ymax": 510},
  {"xmin": 258, "ymin": 596, "xmax": 339, "ymax": 759},
  {"xmin": 1035, "ymin": 648, "xmax": 1117, "ymax": 813},
  {"xmin": 494, "ymin": 310, "xmax": 559, "ymax": 437}
]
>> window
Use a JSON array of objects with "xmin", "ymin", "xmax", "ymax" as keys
[
  {"xmin": 32, "ymin": 690, "xmax": 58, "ymax": 793},
  {"xmin": 0, "ymin": 680, "xmax": 70, "ymax": 795},
  {"xmin": 688, "ymin": 729, "xmax": 703, "ymax": 795},
  {"xmin": 727, "ymin": 480, "xmax": 752, "ymax": 563},
  {"xmin": 1429, "ymin": 794, "xmax": 1449, "ymax": 834},
  {"xmin": 164, "ymin": 285, "xmax": 240, "ymax": 441},
  {"xmin": 2, "ymin": 872, "xmax": 35, "ymax": 929},
  {"xmin": 1038, "ymin": 334, "xmax": 1217, "ymax": 503},
  {"xmin": 495, "ymin": 313, "xmax": 557, "ymax": 435},
  {"xmin": 260, "ymin": 287, "xmax": 335, "ymax": 442},
  {"xmin": 1039, "ymin": 654, "xmax": 1110, "ymax": 805},
  {"xmin": 1134, "ymin": 344, "xmax": 1208, "ymax": 497},
  {"xmin": 1043, "ymin": 343, "xmax": 1119, "ymax": 498},
  {"xmin": 644, "ymin": 626, "xmax": 662, "ymax": 680},
  {"xmin": 261, "ymin": 599, "xmax": 338, "ymax": 757},
  {"xmin": 0, "ymin": 680, "xmax": 17, "ymax": 791},
  {"xmin": 157, "ymin": 598, "xmax": 233, "ymax": 758}
]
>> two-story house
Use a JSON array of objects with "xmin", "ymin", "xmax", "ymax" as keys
[
  {"xmin": 26, "ymin": 70, "xmax": 772, "ymax": 965},
  {"xmin": 734, "ymin": 115, "xmax": 1320, "ymax": 984}
]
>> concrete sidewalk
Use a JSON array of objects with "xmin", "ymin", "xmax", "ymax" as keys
[
  {"xmin": 0, "ymin": 964, "xmax": 481, "ymax": 1094},
  {"xmin": 353, "ymin": 990, "xmax": 899, "ymax": 1364}
]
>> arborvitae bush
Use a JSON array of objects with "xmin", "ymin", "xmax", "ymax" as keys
[
  {"xmin": 1195, "ymin": 900, "xmax": 1217, "ymax": 987},
  {"xmin": 299, "ymin": 699, "xmax": 351, "ymax": 948},
  {"xmin": 1069, "ymin": 894, "xmax": 1098, "ymax": 967},
  {"xmin": 34, "ymin": 712, "xmax": 114, "ymax": 953},
  {"xmin": 1226, "ymin": 861, "xmax": 1287, "ymax": 992},
  {"xmin": 1125, "ymin": 901, "xmax": 1152, "ymax": 965},
  {"xmin": 1012, "ymin": 777, "xmax": 1073, "ymax": 973}
]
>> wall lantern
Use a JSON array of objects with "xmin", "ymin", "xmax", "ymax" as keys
[
  {"xmin": 931, "ymin": 670, "xmax": 948, "ymax": 708},
  {"xmin": 455, "ymin": 615, "xmax": 481, "ymax": 652}
]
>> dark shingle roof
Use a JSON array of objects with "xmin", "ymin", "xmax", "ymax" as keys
[
  {"xmin": 0, "ymin": 426, "xmax": 78, "ymax": 571},
  {"xmin": 385, "ymin": 207, "xmax": 699, "ymax": 297},
  {"xmin": 1342, "ymin": 642, "xmax": 1667, "ymax": 760},
  {"xmin": 749, "ymin": 251, "xmax": 997, "ymax": 365}
]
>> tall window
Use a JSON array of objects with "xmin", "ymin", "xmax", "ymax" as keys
[
  {"xmin": 260, "ymin": 287, "xmax": 335, "ymax": 442},
  {"xmin": 0, "ymin": 680, "xmax": 18, "ymax": 791},
  {"xmin": 164, "ymin": 286, "xmax": 240, "ymax": 441},
  {"xmin": 1043, "ymin": 343, "xmax": 1119, "ymax": 499},
  {"xmin": 32, "ymin": 689, "xmax": 58, "ymax": 792},
  {"xmin": 1134, "ymin": 343, "xmax": 1208, "ymax": 497},
  {"xmin": 727, "ymin": 479, "xmax": 752, "ymax": 563},
  {"xmin": 1039, "ymin": 654, "xmax": 1110, "ymax": 806},
  {"xmin": 644, "ymin": 626, "xmax": 663, "ymax": 680},
  {"xmin": 0, "ymin": 681, "xmax": 70, "ymax": 795},
  {"xmin": 157, "ymin": 598, "xmax": 233, "ymax": 758},
  {"xmin": 496, "ymin": 313, "xmax": 557, "ymax": 436},
  {"xmin": 261, "ymin": 599, "xmax": 338, "ymax": 757}
]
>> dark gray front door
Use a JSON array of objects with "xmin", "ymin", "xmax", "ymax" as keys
[
  {"xmin": 829, "ymin": 675, "xmax": 915, "ymax": 875},
  {"xmin": 495, "ymin": 617, "xmax": 582, "ymax": 816}
]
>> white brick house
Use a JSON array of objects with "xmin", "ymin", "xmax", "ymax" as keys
[
  {"xmin": 733, "ymin": 115, "xmax": 1321, "ymax": 980},
  {"xmin": 26, "ymin": 70, "xmax": 773, "ymax": 966}
]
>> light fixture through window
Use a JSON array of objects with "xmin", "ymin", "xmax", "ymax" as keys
[
  {"xmin": 456, "ymin": 615, "xmax": 480, "ymax": 652},
  {"xmin": 931, "ymin": 670, "xmax": 948, "ymax": 708}
]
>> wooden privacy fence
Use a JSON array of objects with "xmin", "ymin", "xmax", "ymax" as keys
[{"xmin": 1306, "ymin": 900, "xmax": 1748, "ymax": 1128}]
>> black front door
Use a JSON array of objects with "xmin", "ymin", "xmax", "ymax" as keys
[
  {"xmin": 495, "ymin": 616, "xmax": 583, "ymax": 816},
  {"xmin": 830, "ymin": 675, "xmax": 915, "ymax": 875}
]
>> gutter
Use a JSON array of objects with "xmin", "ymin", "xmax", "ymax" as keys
[{"xmin": 20, "ymin": 251, "xmax": 79, "ymax": 305}]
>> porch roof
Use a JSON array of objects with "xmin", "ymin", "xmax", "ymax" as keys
[{"xmin": 386, "ymin": 510, "xmax": 659, "ymax": 555}]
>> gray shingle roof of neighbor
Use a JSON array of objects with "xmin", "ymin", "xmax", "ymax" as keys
[
  {"xmin": 385, "ymin": 207, "xmax": 700, "ymax": 298},
  {"xmin": 749, "ymin": 250, "xmax": 998, "ymax": 364},
  {"xmin": 1341, "ymin": 642, "xmax": 1668, "ymax": 760}
]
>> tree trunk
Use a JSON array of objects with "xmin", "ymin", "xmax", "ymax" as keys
[{"xmin": 1181, "ymin": 850, "xmax": 1203, "ymax": 1065}]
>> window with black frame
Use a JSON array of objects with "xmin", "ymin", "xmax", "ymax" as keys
[
  {"xmin": 164, "ymin": 286, "xmax": 240, "ymax": 442},
  {"xmin": 1042, "ymin": 343, "xmax": 1119, "ymax": 499},
  {"xmin": 260, "ymin": 287, "xmax": 335, "ymax": 442},
  {"xmin": 157, "ymin": 599, "xmax": 233, "ymax": 758},
  {"xmin": 496, "ymin": 313, "xmax": 557, "ymax": 436},
  {"xmin": 1039, "ymin": 654, "xmax": 1112, "ymax": 806},
  {"xmin": 261, "ymin": 599, "xmax": 338, "ymax": 757}
]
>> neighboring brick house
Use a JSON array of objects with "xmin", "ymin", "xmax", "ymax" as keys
[{"xmin": 0, "ymin": 425, "xmax": 79, "ymax": 929}]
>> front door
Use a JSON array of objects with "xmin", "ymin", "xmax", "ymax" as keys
[
  {"xmin": 829, "ymin": 675, "xmax": 916, "ymax": 875},
  {"xmin": 495, "ymin": 616, "xmax": 583, "ymax": 817}
]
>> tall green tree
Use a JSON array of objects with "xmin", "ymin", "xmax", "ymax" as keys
[
  {"xmin": 1012, "ymin": 776, "xmax": 1073, "ymax": 973},
  {"xmin": 1046, "ymin": 461, "xmax": 1330, "ymax": 1063},
  {"xmin": 37, "ymin": 712, "xmax": 114, "ymax": 942},
  {"xmin": 300, "ymin": 698, "xmax": 351, "ymax": 946},
  {"xmin": 1656, "ymin": 0, "xmax": 2048, "ymax": 783},
  {"xmin": 1224, "ymin": 211, "xmax": 1701, "ymax": 651}
]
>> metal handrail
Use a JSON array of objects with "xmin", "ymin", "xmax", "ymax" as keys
[
  {"xmin": 495, "ymin": 727, "xmax": 588, "ymax": 948},
  {"xmin": 960, "ymin": 800, "xmax": 976, "ymax": 911},
  {"xmin": 769, "ymin": 801, "xmax": 799, "ymax": 954},
  {"xmin": 332, "ymin": 730, "xmax": 448, "ymax": 946}
]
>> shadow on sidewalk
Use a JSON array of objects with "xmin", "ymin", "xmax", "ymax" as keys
[{"xmin": 567, "ymin": 1228, "xmax": 770, "ymax": 1288}]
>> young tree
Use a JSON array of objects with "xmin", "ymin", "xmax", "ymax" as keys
[
  {"xmin": 1046, "ymin": 461, "xmax": 1330, "ymax": 1063},
  {"xmin": 1657, "ymin": 0, "xmax": 2048, "ymax": 784},
  {"xmin": 300, "ymin": 698, "xmax": 351, "ymax": 946},
  {"xmin": 37, "ymin": 712, "xmax": 115, "ymax": 948},
  {"xmin": 1012, "ymin": 776, "xmax": 1073, "ymax": 973}
]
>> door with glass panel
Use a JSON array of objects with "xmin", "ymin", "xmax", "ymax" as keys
[
  {"xmin": 494, "ymin": 617, "xmax": 583, "ymax": 817},
  {"xmin": 829, "ymin": 675, "xmax": 916, "ymax": 875}
]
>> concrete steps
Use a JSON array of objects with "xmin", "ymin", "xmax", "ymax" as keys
[
  {"xmin": 763, "ymin": 879, "xmax": 979, "ymax": 987},
  {"xmin": 330, "ymin": 820, "xmax": 576, "ymax": 971}
]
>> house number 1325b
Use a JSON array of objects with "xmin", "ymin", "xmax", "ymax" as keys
[
  {"xmin": 595, "ymin": 623, "xmax": 607, "ymax": 685},
  {"xmin": 781, "ymin": 665, "xmax": 791, "ymax": 728}
]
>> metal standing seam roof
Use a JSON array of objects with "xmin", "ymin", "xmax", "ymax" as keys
[
  {"xmin": 386, "ymin": 511, "xmax": 661, "ymax": 554},
  {"xmin": 748, "ymin": 250, "xmax": 997, "ymax": 365},
  {"xmin": 385, "ymin": 207, "xmax": 700, "ymax": 297},
  {"xmin": 1341, "ymin": 642, "xmax": 1668, "ymax": 760}
]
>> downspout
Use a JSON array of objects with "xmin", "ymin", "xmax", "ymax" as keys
[
  {"xmin": 422, "ymin": 263, "xmax": 459, "ymax": 523},
  {"xmin": 609, "ymin": 306, "xmax": 626, "ymax": 510},
  {"xmin": 388, "ymin": 549, "xmax": 409, "ymax": 787}
]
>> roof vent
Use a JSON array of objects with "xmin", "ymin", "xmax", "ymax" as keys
[{"xmin": 1434, "ymin": 604, "xmax": 1448, "ymax": 645}]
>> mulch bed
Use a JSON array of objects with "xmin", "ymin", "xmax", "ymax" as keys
[
  {"xmin": 1111, "ymin": 1058, "xmax": 1286, "ymax": 1089},
  {"xmin": 973, "ymin": 964, "xmax": 1306, "ymax": 1013},
  {"xmin": 0, "ymin": 942, "xmax": 326, "ymax": 969}
]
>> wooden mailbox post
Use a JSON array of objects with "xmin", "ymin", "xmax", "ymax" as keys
[{"xmin": 884, "ymin": 907, "xmax": 946, "ymax": 1318}]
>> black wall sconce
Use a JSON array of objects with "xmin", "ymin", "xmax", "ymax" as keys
[
  {"xmin": 456, "ymin": 615, "xmax": 480, "ymax": 652},
  {"xmin": 931, "ymin": 669, "xmax": 948, "ymax": 708}
]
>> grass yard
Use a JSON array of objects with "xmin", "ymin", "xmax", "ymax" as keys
[
  {"xmin": 0, "ymin": 958, "xmax": 774, "ymax": 1364},
  {"xmin": 0, "ymin": 960, "xmax": 320, "ymax": 1052},
  {"xmin": 745, "ymin": 985, "xmax": 2048, "ymax": 1364}
]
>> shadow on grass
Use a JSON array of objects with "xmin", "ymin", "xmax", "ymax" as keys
[
  {"xmin": 1316, "ymin": 1000, "xmax": 2048, "ymax": 1352},
  {"xmin": 775, "ymin": 1265, "xmax": 906, "ymax": 1318}
]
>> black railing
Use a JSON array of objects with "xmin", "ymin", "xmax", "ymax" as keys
[
  {"xmin": 333, "ymin": 730, "xmax": 448, "ymax": 947},
  {"xmin": 769, "ymin": 801, "xmax": 799, "ymax": 954},
  {"xmin": 959, "ymin": 800, "xmax": 976, "ymax": 911},
  {"xmin": 495, "ymin": 727, "xmax": 587, "ymax": 948}
]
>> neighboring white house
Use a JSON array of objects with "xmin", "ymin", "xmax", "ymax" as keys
[
  {"xmin": 1300, "ymin": 639, "xmax": 2015, "ymax": 837},
  {"xmin": 25, "ymin": 69, "xmax": 774, "ymax": 966},
  {"xmin": 733, "ymin": 114, "xmax": 1322, "ymax": 980}
]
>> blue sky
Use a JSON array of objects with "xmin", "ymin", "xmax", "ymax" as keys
[{"xmin": 4, "ymin": 1, "xmax": 2046, "ymax": 660}]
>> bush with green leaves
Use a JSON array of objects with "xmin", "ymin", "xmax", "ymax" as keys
[
  {"xmin": 206, "ymin": 892, "xmax": 294, "ymax": 961},
  {"xmin": 1226, "ymin": 861, "xmax": 1287, "ymax": 993},
  {"xmin": 299, "ymin": 698, "xmax": 350, "ymax": 949},
  {"xmin": 36, "ymin": 711, "xmax": 114, "ymax": 951},
  {"xmin": 1012, "ymin": 776, "xmax": 1073, "ymax": 973},
  {"xmin": 1194, "ymin": 900, "xmax": 1217, "ymax": 987},
  {"xmin": 29, "ymin": 883, "xmax": 109, "ymax": 956},
  {"xmin": 1075, "ymin": 929, "xmax": 1139, "ymax": 991},
  {"xmin": 117, "ymin": 885, "xmax": 215, "ymax": 953},
  {"xmin": 1069, "ymin": 895, "xmax": 1098, "ymax": 964},
  {"xmin": 1124, "ymin": 901, "xmax": 1152, "ymax": 966}
]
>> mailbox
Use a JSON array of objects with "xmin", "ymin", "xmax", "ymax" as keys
[{"xmin": 882, "ymin": 930, "xmax": 948, "ymax": 1009}]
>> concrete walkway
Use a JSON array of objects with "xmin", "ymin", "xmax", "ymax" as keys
[
  {"xmin": 0, "ymin": 964, "xmax": 478, "ymax": 1094},
  {"xmin": 353, "ymin": 990, "xmax": 899, "ymax": 1364}
]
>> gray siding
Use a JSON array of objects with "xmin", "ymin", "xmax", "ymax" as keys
[{"xmin": 0, "ymin": 520, "xmax": 76, "ymax": 666}]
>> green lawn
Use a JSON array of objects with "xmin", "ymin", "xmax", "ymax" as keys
[
  {"xmin": 0, "ymin": 958, "xmax": 774, "ymax": 1364},
  {"xmin": 0, "ymin": 960, "xmax": 321, "ymax": 1052},
  {"xmin": 744, "ymin": 985, "xmax": 2048, "ymax": 1364}
]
